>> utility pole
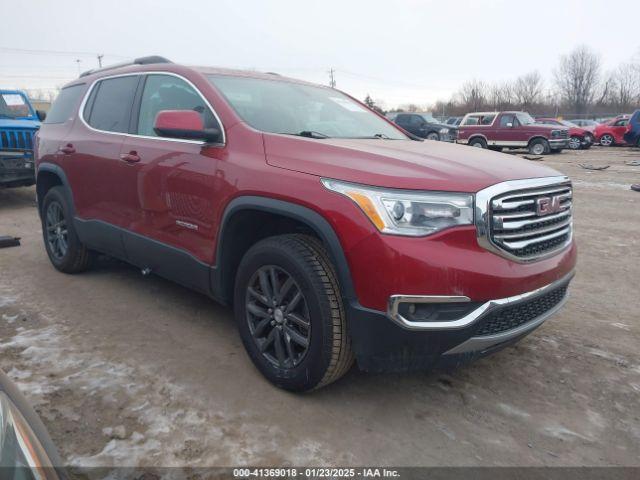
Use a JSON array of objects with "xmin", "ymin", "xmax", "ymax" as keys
[
  {"xmin": 97, "ymin": 54, "xmax": 104, "ymax": 68},
  {"xmin": 328, "ymin": 68, "xmax": 336, "ymax": 88},
  {"xmin": 75, "ymin": 59, "xmax": 82, "ymax": 75}
]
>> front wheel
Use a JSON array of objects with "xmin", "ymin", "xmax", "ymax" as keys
[
  {"xmin": 425, "ymin": 131, "xmax": 440, "ymax": 141},
  {"xmin": 599, "ymin": 134, "xmax": 614, "ymax": 147},
  {"xmin": 568, "ymin": 136, "xmax": 582, "ymax": 150},
  {"xmin": 234, "ymin": 235, "xmax": 354, "ymax": 391},
  {"xmin": 528, "ymin": 138, "xmax": 550, "ymax": 155}
]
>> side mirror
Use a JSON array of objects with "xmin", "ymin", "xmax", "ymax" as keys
[
  {"xmin": 506, "ymin": 122, "xmax": 513, "ymax": 128},
  {"xmin": 36, "ymin": 110, "xmax": 47, "ymax": 122},
  {"xmin": 153, "ymin": 110, "xmax": 221, "ymax": 143}
]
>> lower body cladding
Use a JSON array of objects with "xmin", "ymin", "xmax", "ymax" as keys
[
  {"xmin": 0, "ymin": 151, "xmax": 35, "ymax": 187},
  {"xmin": 347, "ymin": 270, "xmax": 573, "ymax": 373}
]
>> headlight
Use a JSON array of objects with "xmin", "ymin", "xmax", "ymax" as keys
[
  {"xmin": 439, "ymin": 127, "xmax": 449, "ymax": 134},
  {"xmin": 322, "ymin": 179, "xmax": 473, "ymax": 236},
  {"xmin": 551, "ymin": 130, "xmax": 563, "ymax": 138},
  {"xmin": 0, "ymin": 392, "xmax": 60, "ymax": 476}
]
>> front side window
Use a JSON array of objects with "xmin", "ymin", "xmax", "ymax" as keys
[
  {"xmin": 45, "ymin": 84, "xmax": 85, "ymax": 124},
  {"xmin": 0, "ymin": 92, "xmax": 33, "ymax": 119},
  {"xmin": 499, "ymin": 115, "xmax": 516, "ymax": 127},
  {"xmin": 137, "ymin": 74, "xmax": 219, "ymax": 137},
  {"xmin": 208, "ymin": 75, "xmax": 406, "ymax": 140},
  {"xmin": 85, "ymin": 76, "xmax": 139, "ymax": 133}
]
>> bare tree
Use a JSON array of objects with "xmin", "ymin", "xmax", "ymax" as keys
[
  {"xmin": 488, "ymin": 82, "xmax": 514, "ymax": 110},
  {"xmin": 457, "ymin": 79, "xmax": 488, "ymax": 111},
  {"xmin": 554, "ymin": 45, "xmax": 601, "ymax": 114},
  {"xmin": 513, "ymin": 71, "xmax": 543, "ymax": 109}
]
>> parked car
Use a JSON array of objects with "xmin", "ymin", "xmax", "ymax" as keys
[
  {"xmin": 389, "ymin": 112, "xmax": 456, "ymax": 142},
  {"xmin": 623, "ymin": 110, "xmax": 640, "ymax": 147},
  {"xmin": 446, "ymin": 116, "xmax": 462, "ymax": 126},
  {"xmin": 594, "ymin": 115, "xmax": 630, "ymax": 146},
  {"xmin": 0, "ymin": 90, "xmax": 45, "ymax": 188},
  {"xmin": 35, "ymin": 57, "xmax": 576, "ymax": 391},
  {"xmin": 571, "ymin": 119, "xmax": 599, "ymax": 132},
  {"xmin": 457, "ymin": 111, "xmax": 569, "ymax": 155},
  {"xmin": 0, "ymin": 369, "xmax": 67, "ymax": 478},
  {"xmin": 535, "ymin": 117, "xmax": 593, "ymax": 150}
]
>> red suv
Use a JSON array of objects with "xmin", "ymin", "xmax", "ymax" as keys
[
  {"xmin": 35, "ymin": 57, "xmax": 576, "ymax": 391},
  {"xmin": 457, "ymin": 111, "xmax": 569, "ymax": 155}
]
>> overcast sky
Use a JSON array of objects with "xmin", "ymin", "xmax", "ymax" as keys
[{"xmin": 1, "ymin": 0, "xmax": 638, "ymax": 107}]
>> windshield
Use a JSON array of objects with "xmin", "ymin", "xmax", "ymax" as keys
[
  {"xmin": 208, "ymin": 75, "xmax": 406, "ymax": 139},
  {"xmin": 0, "ymin": 93, "xmax": 34, "ymax": 119},
  {"xmin": 419, "ymin": 113, "xmax": 439, "ymax": 123},
  {"xmin": 515, "ymin": 112, "xmax": 536, "ymax": 125}
]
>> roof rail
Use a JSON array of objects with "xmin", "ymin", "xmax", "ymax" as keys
[{"xmin": 80, "ymin": 56, "xmax": 172, "ymax": 78}]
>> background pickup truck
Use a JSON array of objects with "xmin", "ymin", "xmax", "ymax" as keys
[
  {"xmin": 0, "ymin": 90, "xmax": 43, "ymax": 188},
  {"xmin": 457, "ymin": 111, "xmax": 569, "ymax": 155}
]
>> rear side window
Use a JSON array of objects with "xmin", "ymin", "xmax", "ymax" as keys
[
  {"xmin": 480, "ymin": 114, "xmax": 495, "ymax": 125},
  {"xmin": 44, "ymin": 84, "xmax": 85, "ymax": 124},
  {"xmin": 462, "ymin": 115, "xmax": 479, "ymax": 126},
  {"xmin": 85, "ymin": 76, "xmax": 139, "ymax": 133},
  {"xmin": 136, "ymin": 74, "xmax": 219, "ymax": 137}
]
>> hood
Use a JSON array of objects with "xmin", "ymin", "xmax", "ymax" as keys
[
  {"xmin": 263, "ymin": 135, "xmax": 562, "ymax": 192},
  {"xmin": 529, "ymin": 123, "xmax": 568, "ymax": 133},
  {"xmin": 0, "ymin": 118, "xmax": 40, "ymax": 130}
]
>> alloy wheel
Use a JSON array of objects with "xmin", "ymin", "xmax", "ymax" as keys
[
  {"xmin": 245, "ymin": 265, "xmax": 311, "ymax": 369},
  {"xmin": 600, "ymin": 134, "xmax": 613, "ymax": 146},
  {"xmin": 568, "ymin": 137, "xmax": 581, "ymax": 150},
  {"xmin": 426, "ymin": 132, "xmax": 439, "ymax": 141},
  {"xmin": 532, "ymin": 143, "xmax": 545, "ymax": 155},
  {"xmin": 45, "ymin": 201, "xmax": 68, "ymax": 260}
]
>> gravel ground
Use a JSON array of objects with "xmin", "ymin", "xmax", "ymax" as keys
[{"xmin": 0, "ymin": 145, "xmax": 639, "ymax": 469}]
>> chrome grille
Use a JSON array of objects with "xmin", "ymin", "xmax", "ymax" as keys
[{"xmin": 489, "ymin": 183, "xmax": 572, "ymax": 260}]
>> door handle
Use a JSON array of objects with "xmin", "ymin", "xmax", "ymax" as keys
[
  {"xmin": 59, "ymin": 144, "xmax": 75, "ymax": 154},
  {"xmin": 120, "ymin": 151, "xmax": 141, "ymax": 163}
]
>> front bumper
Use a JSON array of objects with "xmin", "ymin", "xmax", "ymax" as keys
[
  {"xmin": 347, "ymin": 271, "xmax": 573, "ymax": 372},
  {"xmin": 0, "ymin": 150, "xmax": 35, "ymax": 187},
  {"xmin": 549, "ymin": 139, "xmax": 568, "ymax": 149}
]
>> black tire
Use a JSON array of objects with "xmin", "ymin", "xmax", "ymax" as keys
[
  {"xmin": 234, "ymin": 234, "xmax": 354, "ymax": 391},
  {"xmin": 568, "ymin": 136, "xmax": 581, "ymax": 150},
  {"xmin": 528, "ymin": 138, "xmax": 550, "ymax": 155},
  {"xmin": 425, "ymin": 131, "xmax": 440, "ymax": 141},
  {"xmin": 41, "ymin": 186, "xmax": 92, "ymax": 273},
  {"xmin": 469, "ymin": 137, "xmax": 487, "ymax": 149},
  {"xmin": 599, "ymin": 134, "xmax": 614, "ymax": 147}
]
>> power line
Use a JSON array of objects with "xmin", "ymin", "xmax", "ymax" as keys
[{"xmin": 0, "ymin": 46, "xmax": 128, "ymax": 59}]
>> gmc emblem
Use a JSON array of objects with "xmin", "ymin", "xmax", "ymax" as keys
[{"xmin": 536, "ymin": 195, "xmax": 562, "ymax": 216}]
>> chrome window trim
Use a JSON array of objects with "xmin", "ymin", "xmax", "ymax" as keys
[
  {"xmin": 387, "ymin": 269, "xmax": 574, "ymax": 331},
  {"xmin": 78, "ymin": 71, "xmax": 226, "ymax": 146},
  {"xmin": 475, "ymin": 176, "xmax": 573, "ymax": 263}
]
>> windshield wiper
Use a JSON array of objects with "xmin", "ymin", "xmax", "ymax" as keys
[{"xmin": 280, "ymin": 130, "xmax": 330, "ymax": 139}]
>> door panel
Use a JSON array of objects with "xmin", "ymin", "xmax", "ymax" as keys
[{"xmin": 119, "ymin": 73, "xmax": 225, "ymax": 265}]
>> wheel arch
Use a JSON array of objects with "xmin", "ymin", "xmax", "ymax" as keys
[
  {"xmin": 212, "ymin": 196, "xmax": 356, "ymax": 306},
  {"xmin": 468, "ymin": 134, "xmax": 487, "ymax": 145},
  {"xmin": 527, "ymin": 135, "xmax": 549, "ymax": 146}
]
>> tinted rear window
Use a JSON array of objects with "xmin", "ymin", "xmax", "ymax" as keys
[
  {"xmin": 85, "ymin": 76, "xmax": 139, "ymax": 133},
  {"xmin": 44, "ymin": 84, "xmax": 85, "ymax": 124}
]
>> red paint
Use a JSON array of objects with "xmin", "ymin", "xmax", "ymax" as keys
[
  {"xmin": 594, "ymin": 115, "xmax": 631, "ymax": 145},
  {"xmin": 154, "ymin": 109, "xmax": 204, "ymax": 132},
  {"xmin": 536, "ymin": 118, "xmax": 591, "ymax": 142},
  {"xmin": 458, "ymin": 111, "xmax": 568, "ymax": 147},
  {"xmin": 36, "ymin": 64, "xmax": 576, "ymax": 312}
]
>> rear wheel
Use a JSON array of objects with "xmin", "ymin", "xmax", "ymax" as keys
[
  {"xmin": 41, "ymin": 187, "xmax": 92, "ymax": 273},
  {"xmin": 234, "ymin": 235, "xmax": 354, "ymax": 391},
  {"xmin": 599, "ymin": 134, "xmax": 614, "ymax": 147},
  {"xmin": 528, "ymin": 138, "xmax": 550, "ymax": 155},
  {"xmin": 568, "ymin": 136, "xmax": 581, "ymax": 150},
  {"xmin": 469, "ymin": 137, "xmax": 487, "ymax": 149}
]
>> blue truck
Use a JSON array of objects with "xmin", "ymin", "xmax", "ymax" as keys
[{"xmin": 0, "ymin": 90, "xmax": 44, "ymax": 188}]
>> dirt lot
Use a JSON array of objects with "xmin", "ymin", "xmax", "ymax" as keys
[{"xmin": 0, "ymin": 146, "xmax": 639, "ymax": 469}]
